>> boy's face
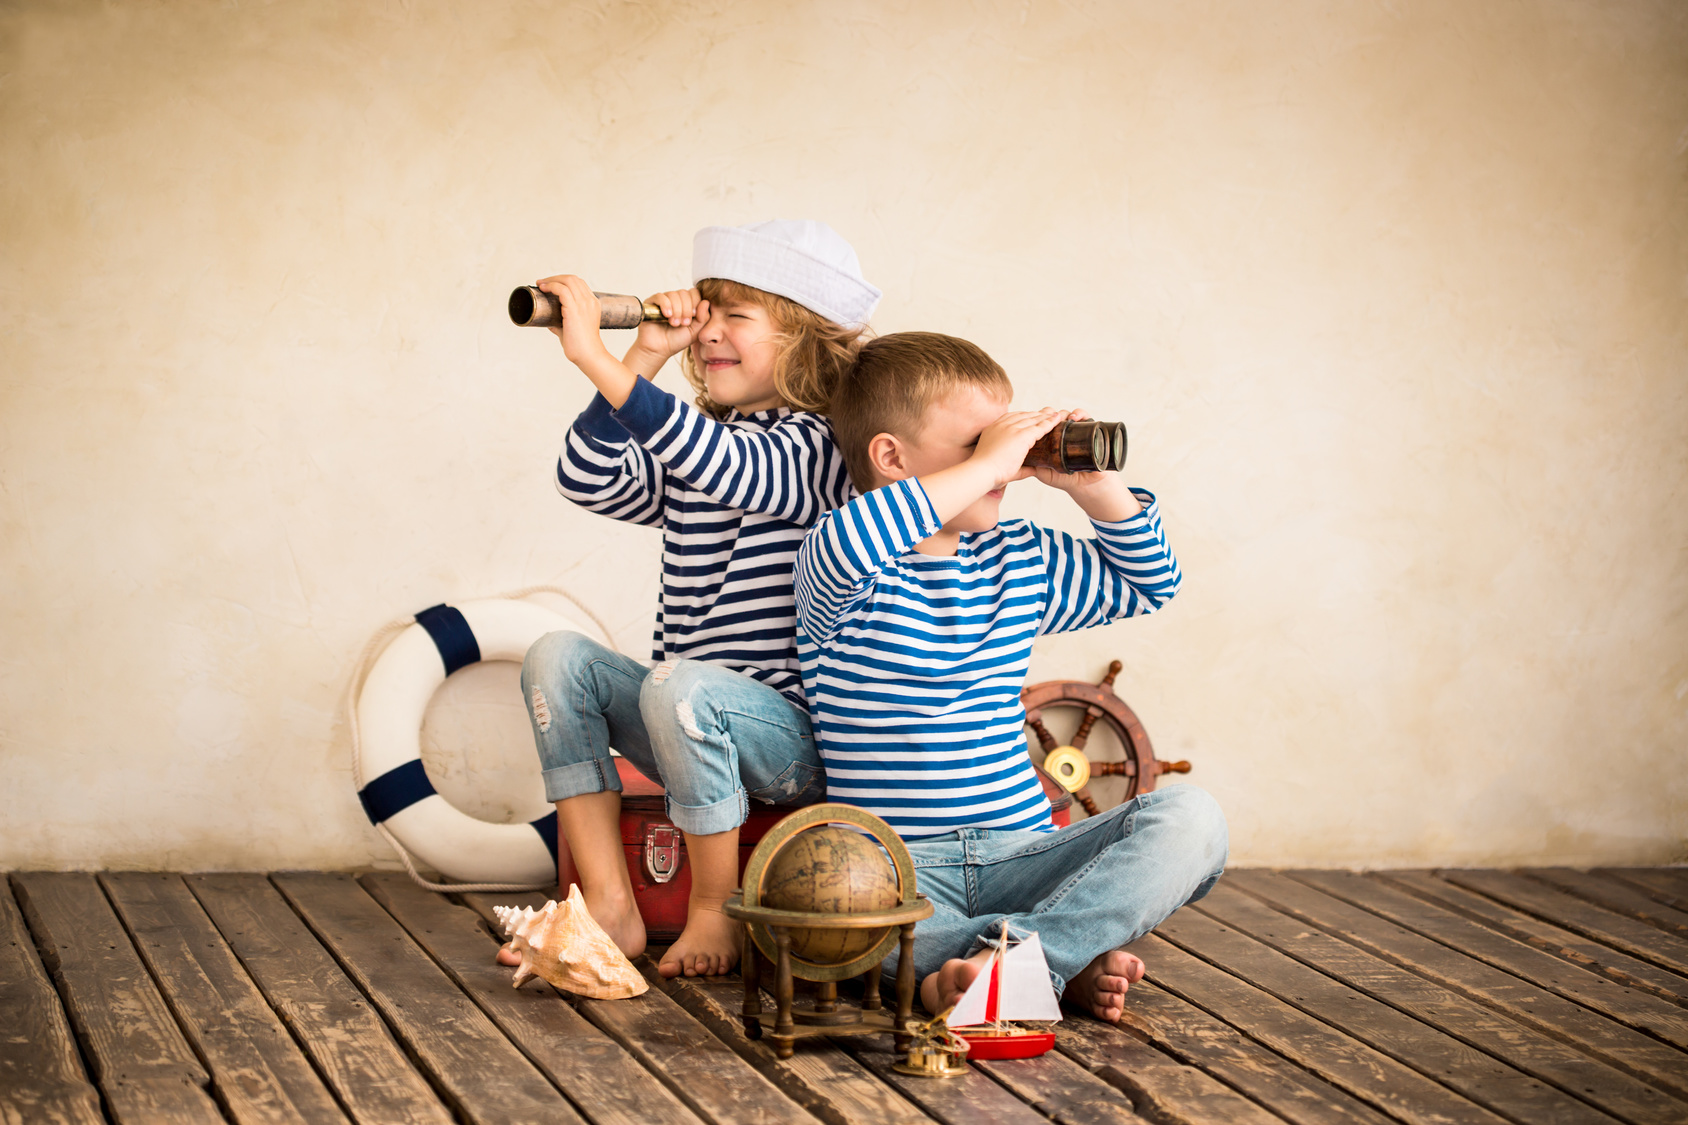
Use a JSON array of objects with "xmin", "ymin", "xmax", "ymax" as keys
[
  {"xmin": 691, "ymin": 298, "xmax": 782, "ymax": 413},
  {"xmin": 898, "ymin": 384, "xmax": 1014, "ymax": 533}
]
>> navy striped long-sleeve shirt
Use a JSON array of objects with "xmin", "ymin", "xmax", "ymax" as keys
[
  {"xmin": 555, "ymin": 376, "xmax": 854, "ymax": 707},
  {"xmin": 794, "ymin": 478, "xmax": 1181, "ymax": 836}
]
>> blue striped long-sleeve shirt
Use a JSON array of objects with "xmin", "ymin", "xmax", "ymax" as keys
[
  {"xmin": 556, "ymin": 376, "xmax": 854, "ymax": 707},
  {"xmin": 794, "ymin": 478, "xmax": 1181, "ymax": 836}
]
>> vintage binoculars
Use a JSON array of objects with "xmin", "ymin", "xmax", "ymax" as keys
[
  {"xmin": 1023, "ymin": 420, "xmax": 1128, "ymax": 473},
  {"xmin": 509, "ymin": 286, "xmax": 663, "ymax": 329}
]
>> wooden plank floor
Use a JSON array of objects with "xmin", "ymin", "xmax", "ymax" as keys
[{"xmin": 6, "ymin": 868, "xmax": 1686, "ymax": 1124}]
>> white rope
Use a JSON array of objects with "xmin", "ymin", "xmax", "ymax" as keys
[{"xmin": 345, "ymin": 585, "xmax": 611, "ymax": 895}]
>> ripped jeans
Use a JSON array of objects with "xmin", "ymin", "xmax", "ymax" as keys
[{"xmin": 522, "ymin": 631, "xmax": 826, "ymax": 835}]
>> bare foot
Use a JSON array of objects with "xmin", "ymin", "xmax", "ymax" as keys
[
  {"xmin": 494, "ymin": 889, "xmax": 645, "ymax": 967},
  {"xmin": 1063, "ymin": 948, "xmax": 1146, "ymax": 1023},
  {"xmin": 585, "ymin": 887, "xmax": 647, "ymax": 961},
  {"xmin": 919, "ymin": 948, "xmax": 995, "ymax": 1014},
  {"xmin": 657, "ymin": 900, "xmax": 740, "ymax": 978}
]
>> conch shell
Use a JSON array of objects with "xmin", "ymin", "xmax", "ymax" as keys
[{"xmin": 493, "ymin": 885, "xmax": 648, "ymax": 999}]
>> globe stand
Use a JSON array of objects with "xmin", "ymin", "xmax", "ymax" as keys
[
  {"xmin": 726, "ymin": 899, "xmax": 932, "ymax": 1057},
  {"xmin": 721, "ymin": 804, "xmax": 936, "ymax": 1063}
]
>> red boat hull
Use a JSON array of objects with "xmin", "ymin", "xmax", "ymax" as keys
[{"xmin": 955, "ymin": 1030, "xmax": 1057, "ymax": 1059}]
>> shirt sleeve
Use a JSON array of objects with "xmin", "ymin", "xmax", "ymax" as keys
[
  {"xmin": 1037, "ymin": 488, "xmax": 1182, "ymax": 635},
  {"xmin": 795, "ymin": 479, "xmax": 942, "ymax": 646},
  {"xmin": 553, "ymin": 392, "xmax": 666, "ymax": 527},
  {"xmin": 612, "ymin": 376, "xmax": 851, "ymax": 526}
]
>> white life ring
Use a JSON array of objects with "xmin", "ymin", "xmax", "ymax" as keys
[{"xmin": 355, "ymin": 598, "xmax": 603, "ymax": 884}]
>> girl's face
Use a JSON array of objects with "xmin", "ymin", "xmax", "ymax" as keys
[{"xmin": 692, "ymin": 298, "xmax": 782, "ymax": 413}]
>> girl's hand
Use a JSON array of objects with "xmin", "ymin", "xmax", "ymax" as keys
[
  {"xmin": 971, "ymin": 408, "xmax": 1066, "ymax": 489},
  {"xmin": 632, "ymin": 289, "xmax": 709, "ymax": 362},
  {"xmin": 537, "ymin": 275, "xmax": 612, "ymax": 369},
  {"xmin": 1033, "ymin": 408, "xmax": 1141, "ymax": 521}
]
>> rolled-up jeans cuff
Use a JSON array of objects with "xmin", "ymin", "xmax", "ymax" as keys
[
  {"xmin": 666, "ymin": 789, "xmax": 748, "ymax": 836},
  {"xmin": 542, "ymin": 759, "xmax": 621, "ymax": 803}
]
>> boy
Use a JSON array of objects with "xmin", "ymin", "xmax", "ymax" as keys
[{"xmin": 794, "ymin": 332, "xmax": 1227, "ymax": 1021}]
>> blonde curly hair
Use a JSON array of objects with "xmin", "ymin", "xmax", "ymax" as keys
[{"xmin": 680, "ymin": 278, "xmax": 867, "ymax": 418}]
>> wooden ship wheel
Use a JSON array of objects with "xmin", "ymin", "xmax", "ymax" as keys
[{"xmin": 1021, "ymin": 660, "xmax": 1191, "ymax": 817}]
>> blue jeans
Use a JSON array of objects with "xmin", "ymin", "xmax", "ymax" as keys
[
  {"xmin": 893, "ymin": 785, "xmax": 1228, "ymax": 993},
  {"xmin": 521, "ymin": 631, "xmax": 827, "ymax": 834}
]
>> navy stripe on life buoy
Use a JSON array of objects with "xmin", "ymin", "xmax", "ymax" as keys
[
  {"xmin": 531, "ymin": 811, "xmax": 559, "ymax": 863},
  {"xmin": 358, "ymin": 759, "xmax": 436, "ymax": 824},
  {"xmin": 415, "ymin": 603, "xmax": 481, "ymax": 675}
]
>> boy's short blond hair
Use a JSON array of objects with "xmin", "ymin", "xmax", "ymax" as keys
[
  {"xmin": 680, "ymin": 278, "xmax": 866, "ymax": 418},
  {"xmin": 831, "ymin": 331, "xmax": 1013, "ymax": 492}
]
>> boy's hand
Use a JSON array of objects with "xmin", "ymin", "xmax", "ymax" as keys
[
  {"xmin": 912, "ymin": 408, "xmax": 1063, "ymax": 535},
  {"xmin": 1033, "ymin": 409, "xmax": 1142, "ymax": 522},
  {"xmin": 537, "ymin": 275, "xmax": 613, "ymax": 369},
  {"xmin": 628, "ymin": 288, "xmax": 710, "ymax": 371},
  {"xmin": 970, "ymin": 408, "xmax": 1066, "ymax": 489}
]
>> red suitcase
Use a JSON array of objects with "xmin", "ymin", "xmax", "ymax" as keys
[{"xmin": 557, "ymin": 758, "xmax": 1073, "ymax": 942}]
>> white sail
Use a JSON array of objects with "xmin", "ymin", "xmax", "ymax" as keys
[
  {"xmin": 997, "ymin": 932, "xmax": 1063, "ymax": 1022},
  {"xmin": 947, "ymin": 946, "xmax": 997, "ymax": 1028}
]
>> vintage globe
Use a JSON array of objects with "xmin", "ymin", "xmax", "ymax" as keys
[{"xmin": 761, "ymin": 824, "xmax": 901, "ymax": 963}]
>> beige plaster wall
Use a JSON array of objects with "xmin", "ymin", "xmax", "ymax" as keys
[{"xmin": 2, "ymin": 0, "xmax": 1684, "ymax": 872}]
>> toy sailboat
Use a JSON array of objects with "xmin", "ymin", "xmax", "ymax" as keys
[{"xmin": 948, "ymin": 924, "xmax": 1062, "ymax": 1059}]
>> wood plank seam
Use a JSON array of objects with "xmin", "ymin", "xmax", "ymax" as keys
[
  {"xmin": 1, "ymin": 874, "xmax": 107, "ymax": 1125},
  {"xmin": 359, "ymin": 875, "xmax": 706, "ymax": 1125},
  {"xmin": 360, "ymin": 885, "xmax": 610, "ymax": 1125},
  {"xmin": 1520, "ymin": 870, "xmax": 1688, "ymax": 939},
  {"xmin": 1059, "ymin": 1021, "xmax": 1332, "ymax": 1125},
  {"xmin": 1373, "ymin": 872, "xmax": 1688, "ymax": 1015},
  {"xmin": 1171, "ymin": 899, "xmax": 1625, "ymax": 1125},
  {"xmin": 1124, "ymin": 935, "xmax": 1492, "ymax": 1125},
  {"xmin": 1205, "ymin": 876, "xmax": 1687, "ymax": 1125},
  {"xmin": 12, "ymin": 873, "xmax": 226, "ymax": 1125},
  {"xmin": 183, "ymin": 873, "xmax": 456, "ymax": 1125},
  {"xmin": 180, "ymin": 904, "xmax": 364, "ymax": 1125},
  {"xmin": 1065, "ymin": 969, "xmax": 1408, "ymax": 1125},
  {"xmin": 1598, "ymin": 871, "xmax": 1688, "ymax": 914},
  {"xmin": 456, "ymin": 889, "xmax": 820, "ymax": 1125},
  {"xmin": 273, "ymin": 873, "xmax": 584, "ymax": 1125},
  {"xmin": 100, "ymin": 872, "xmax": 352, "ymax": 1125},
  {"xmin": 1437, "ymin": 871, "xmax": 1688, "ymax": 978},
  {"xmin": 968, "ymin": 1053, "xmax": 1144, "ymax": 1125},
  {"xmin": 648, "ymin": 969, "xmax": 938, "ymax": 1125},
  {"xmin": 260, "ymin": 874, "xmax": 465, "ymax": 1117},
  {"xmin": 1262, "ymin": 871, "xmax": 1688, "ymax": 1101},
  {"xmin": 1141, "ymin": 928, "xmax": 1520, "ymax": 1125},
  {"xmin": 1281, "ymin": 870, "xmax": 1688, "ymax": 1086}
]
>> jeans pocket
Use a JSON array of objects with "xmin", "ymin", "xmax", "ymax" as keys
[{"xmin": 747, "ymin": 760, "xmax": 825, "ymax": 806}]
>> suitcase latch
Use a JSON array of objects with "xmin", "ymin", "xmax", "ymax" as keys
[{"xmin": 644, "ymin": 825, "xmax": 682, "ymax": 883}]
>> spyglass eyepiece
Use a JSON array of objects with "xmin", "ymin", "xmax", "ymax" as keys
[{"xmin": 1023, "ymin": 420, "xmax": 1128, "ymax": 473}]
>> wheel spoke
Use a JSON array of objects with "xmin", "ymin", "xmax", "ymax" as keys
[
  {"xmin": 1070, "ymin": 704, "xmax": 1104, "ymax": 750},
  {"xmin": 1026, "ymin": 714, "xmax": 1058, "ymax": 753},
  {"xmin": 1096, "ymin": 659, "xmax": 1122, "ymax": 690}
]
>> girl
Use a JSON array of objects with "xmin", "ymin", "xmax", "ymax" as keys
[{"xmin": 503, "ymin": 221, "xmax": 878, "ymax": 979}]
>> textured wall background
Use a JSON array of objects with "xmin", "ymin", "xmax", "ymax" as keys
[{"xmin": 2, "ymin": 0, "xmax": 1684, "ymax": 871}]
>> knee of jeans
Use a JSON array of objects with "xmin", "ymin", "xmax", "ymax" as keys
[
  {"xmin": 1160, "ymin": 784, "xmax": 1229, "ymax": 868},
  {"xmin": 638, "ymin": 659, "xmax": 713, "ymax": 739},
  {"xmin": 522, "ymin": 630, "xmax": 599, "ymax": 688},
  {"xmin": 521, "ymin": 630, "xmax": 604, "ymax": 726}
]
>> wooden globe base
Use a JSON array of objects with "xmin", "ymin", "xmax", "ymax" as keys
[
  {"xmin": 724, "ymin": 803, "xmax": 934, "ymax": 1061},
  {"xmin": 725, "ymin": 896, "xmax": 933, "ymax": 1059}
]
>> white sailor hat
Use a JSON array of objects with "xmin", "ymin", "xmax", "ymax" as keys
[{"xmin": 692, "ymin": 219, "xmax": 881, "ymax": 328}]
